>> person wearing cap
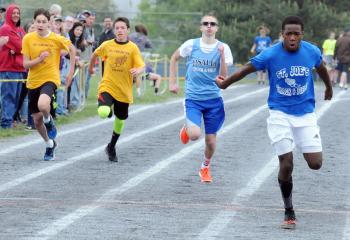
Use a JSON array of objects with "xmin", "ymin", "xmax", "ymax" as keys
[
  {"xmin": 0, "ymin": 7, "xmax": 6, "ymax": 27},
  {"xmin": 0, "ymin": 4, "xmax": 26, "ymax": 129}
]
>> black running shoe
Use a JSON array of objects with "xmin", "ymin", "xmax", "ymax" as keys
[
  {"xmin": 44, "ymin": 118, "xmax": 57, "ymax": 140},
  {"xmin": 281, "ymin": 209, "xmax": 296, "ymax": 229},
  {"xmin": 44, "ymin": 140, "xmax": 57, "ymax": 161},
  {"xmin": 105, "ymin": 143, "xmax": 117, "ymax": 162}
]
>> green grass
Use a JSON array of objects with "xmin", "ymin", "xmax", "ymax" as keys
[{"xmin": 0, "ymin": 75, "xmax": 184, "ymax": 139}]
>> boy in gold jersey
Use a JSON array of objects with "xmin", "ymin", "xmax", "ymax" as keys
[
  {"xmin": 22, "ymin": 8, "xmax": 76, "ymax": 161},
  {"xmin": 89, "ymin": 17, "xmax": 144, "ymax": 162}
]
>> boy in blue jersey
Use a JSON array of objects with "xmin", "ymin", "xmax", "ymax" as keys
[
  {"xmin": 216, "ymin": 16, "xmax": 332, "ymax": 229},
  {"xmin": 169, "ymin": 14, "xmax": 233, "ymax": 183},
  {"xmin": 250, "ymin": 26, "xmax": 272, "ymax": 85}
]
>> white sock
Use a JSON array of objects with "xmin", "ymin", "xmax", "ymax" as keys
[
  {"xmin": 46, "ymin": 139, "xmax": 54, "ymax": 148},
  {"xmin": 43, "ymin": 115, "xmax": 51, "ymax": 123},
  {"xmin": 201, "ymin": 158, "xmax": 211, "ymax": 169}
]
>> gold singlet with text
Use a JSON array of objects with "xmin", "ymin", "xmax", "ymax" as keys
[
  {"xmin": 22, "ymin": 31, "xmax": 71, "ymax": 89},
  {"xmin": 95, "ymin": 40, "xmax": 144, "ymax": 103}
]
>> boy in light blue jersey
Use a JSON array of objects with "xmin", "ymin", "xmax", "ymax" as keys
[
  {"xmin": 250, "ymin": 26, "xmax": 272, "ymax": 85},
  {"xmin": 216, "ymin": 16, "xmax": 332, "ymax": 229},
  {"xmin": 169, "ymin": 14, "xmax": 233, "ymax": 183}
]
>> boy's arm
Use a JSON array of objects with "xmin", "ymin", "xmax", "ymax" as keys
[
  {"xmin": 316, "ymin": 62, "xmax": 333, "ymax": 100},
  {"xmin": 216, "ymin": 62, "xmax": 256, "ymax": 89},
  {"xmin": 169, "ymin": 49, "xmax": 181, "ymax": 94},
  {"xmin": 65, "ymin": 44, "xmax": 76, "ymax": 87},
  {"xmin": 23, "ymin": 51, "xmax": 50, "ymax": 69},
  {"xmin": 218, "ymin": 44, "xmax": 227, "ymax": 77}
]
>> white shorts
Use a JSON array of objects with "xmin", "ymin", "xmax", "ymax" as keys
[{"xmin": 267, "ymin": 110, "xmax": 322, "ymax": 156}]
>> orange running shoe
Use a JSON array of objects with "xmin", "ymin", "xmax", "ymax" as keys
[
  {"xmin": 281, "ymin": 209, "xmax": 296, "ymax": 229},
  {"xmin": 199, "ymin": 167, "xmax": 212, "ymax": 182},
  {"xmin": 179, "ymin": 125, "xmax": 189, "ymax": 144}
]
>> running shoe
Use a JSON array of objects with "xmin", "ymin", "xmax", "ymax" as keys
[
  {"xmin": 105, "ymin": 143, "xmax": 117, "ymax": 162},
  {"xmin": 44, "ymin": 118, "xmax": 57, "ymax": 140},
  {"xmin": 44, "ymin": 140, "xmax": 57, "ymax": 161},
  {"xmin": 281, "ymin": 209, "xmax": 296, "ymax": 229},
  {"xmin": 179, "ymin": 125, "xmax": 189, "ymax": 144},
  {"xmin": 199, "ymin": 167, "xmax": 212, "ymax": 182}
]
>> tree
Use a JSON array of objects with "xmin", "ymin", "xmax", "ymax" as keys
[
  {"xmin": 14, "ymin": 0, "xmax": 117, "ymax": 29},
  {"xmin": 137, "ymin": 0, "xmax": 350, "ymax": 63}
]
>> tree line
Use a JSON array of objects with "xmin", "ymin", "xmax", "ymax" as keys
[{"xmin": 137, "ymin": 0, "xmax": 350, "ymax": 63}]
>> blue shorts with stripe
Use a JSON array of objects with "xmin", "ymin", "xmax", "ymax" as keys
[{"xmin": 184, "ymin": 97, "xmax": 225, "ymax": 134}]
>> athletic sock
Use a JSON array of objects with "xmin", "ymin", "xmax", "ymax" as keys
[
  {"xmin": 201, "ymin": 157, "xmax": 211, "ymax": 169},
  {"xmin": 45, "ymin": 139, "xmax": 54, "ymax": 148},
  {"xmin": 154, "ymin": 88, "xmax": 159, "ymax": 94},
  {"xmin": 110, "ymin": 131, "xmax": 120, "ymax": 147},
  {"xmin": 278, "ymin": 177, "xmax": 293, "ymax": 210},
  {"xmin": 43, "ymin": 115, "xmax": 51, "ymax": 124}
]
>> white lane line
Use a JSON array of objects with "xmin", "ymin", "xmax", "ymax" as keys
[
  {"xmin": 31, "ymin": 105, "xmax": 268, "ymax": 240},
  {"xmin": 343, "ymin": 213, "xmax": 350, "ymax": 240},
  {"xmin": 0, "ymin": 88, "xmax": 266, "ymax": 194},
  {"xmin": 198, "ymin": 90, "xmax": 347, "ymax": 240},
  {"xmin": 0, "ymin": 85, "xmax": 247, "ymax": 156}
]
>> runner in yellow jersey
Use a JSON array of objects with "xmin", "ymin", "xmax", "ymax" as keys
[
  {"xmin": 22, "ymin": 8, "xmax": 76, "ymax": 161},
  {"xmin": 89, "ymin": 17, "xmax": 144, "ymax": 162}
]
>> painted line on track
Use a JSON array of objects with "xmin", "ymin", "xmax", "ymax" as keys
[
  {"xmin": 0, "ymin": 87, "xmax": 266, "ymax": 195},
  {"xmin": 30, "ymin": 105, "xmax": 268, "ymax": 240},
  {"xmin": 198, "ymin": 90, "xmax": 347, "ymax": 240},
  {"xmin": 0, "ymin": 85, "xmax": 247, "ymax": 156}
]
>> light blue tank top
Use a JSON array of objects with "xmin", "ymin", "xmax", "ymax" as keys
[{"xmin": 185, "ymin": 38, "xmax": 222, "ymax": 100}]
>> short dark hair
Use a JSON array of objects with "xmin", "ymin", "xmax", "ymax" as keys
[
  {"xmin": 34, "ymin": 8, "xmax": 50, "ymax": 21},
  {"xmin": 114, "ymin": 17, "xmax": 130, "ymax": 29},
  {"xmin": 282, "ymin": 16, "xmax": 304, "ymax": 31},
  {"xmin": 135, "ymin": 24, "xmax": 148, "ymax": 36}
]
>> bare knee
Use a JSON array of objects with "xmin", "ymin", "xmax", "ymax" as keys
[
  {"xmin": 278, "ymin": 152, "xmax": 294, "ymax": 180},
  {"xmin": 304, "ymin": 152, "xmax": 323, "ymax": 170},
  {"xmin": 187, "ymin": 126, "xmax": 201, "ymax": 141}
]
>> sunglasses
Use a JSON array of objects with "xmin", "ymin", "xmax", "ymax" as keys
[{"xmin": 202, "ymin": 21, "xmax": 218, "ymax": 27}]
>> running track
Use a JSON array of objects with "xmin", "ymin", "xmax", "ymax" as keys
[{"xmin": 0, "ymin": 83, "xmax": 349, "ymax": 240}]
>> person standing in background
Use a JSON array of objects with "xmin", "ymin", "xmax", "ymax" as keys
[
  {"xmin": 250, "ymin": 25, "xmax": 272, "ymax": 85},
  {"xmin": 0, "ymin": 4, "xmax": 26, "ymax": 129},
  {"xmin": 322, "ymin": 32, "xmax": 337, "ymax": 86}
]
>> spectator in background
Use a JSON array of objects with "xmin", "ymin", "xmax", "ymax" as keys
[
  {"xmin": 98, "ymin": 16, "xmax": 115, "ymax": 75},
  {"xmin": 334, "ymin": 29, "xmax": 350, "ymax": 90},
  {"xmin": 51, "ymin": 15, "xmax": 64, "ymax": 35},
  {"xmin": 66, "ymin": 21, "xmax": 86, "ymax": 110},
  {"xmin": 13, "ymin": 21, "xmax": 36, "ymax": 130},
  {"xmin": 250, "ymin": 25, "xmax": 272, "ymax": 85},
  {"xmin": 49, "ymin": 4, "xmax": 62, "ymax": 17},
  {"xmin": 63, "ymin": 16, "xmax": 75, "ymax": 35},
  {"xmin": 0, "ymin": 7, "xmax": 5, "ymax": 27},
  {"xmin": 129, "ymin": 24, "xmax": 162, "ymax": 96},
  {"xmin": 322, "ymin": 32, "xmax": 337, "ymax": 86},
  {"xmin": 0, "ymin": 4, "xmax": 26, "ymax": 129},
  {"xmin": 80, "ymin": 9, "xmax": 95, "ymax": 99}
]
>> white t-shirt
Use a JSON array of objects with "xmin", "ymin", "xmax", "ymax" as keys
[{"xmin": 179, "ymin": 38, "xmax": 233, "ymax": 66}]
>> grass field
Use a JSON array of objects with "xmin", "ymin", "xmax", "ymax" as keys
[{"xmin": 0, "ymin": 75, "xmax": 184, "ymax": 139}]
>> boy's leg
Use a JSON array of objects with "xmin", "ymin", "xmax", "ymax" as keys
[
  {"xmin": 29, "ymin": 85, "xmax": 56, "ymax": 161},
  {"xmin": 38, "ymin": 83, "xmax": 57, "ymax": 140}
]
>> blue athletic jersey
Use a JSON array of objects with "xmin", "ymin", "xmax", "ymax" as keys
[
  {"xmin": 185, "ymin": 38, "xmax": 222, "ymax": 100},
  {"xmin": 254, "ymin": 36, "xmax": 272, "ymax": 53},
  {"xmin": 251, "ymin": 41, "xmax": 322, "ymax": 116}
]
